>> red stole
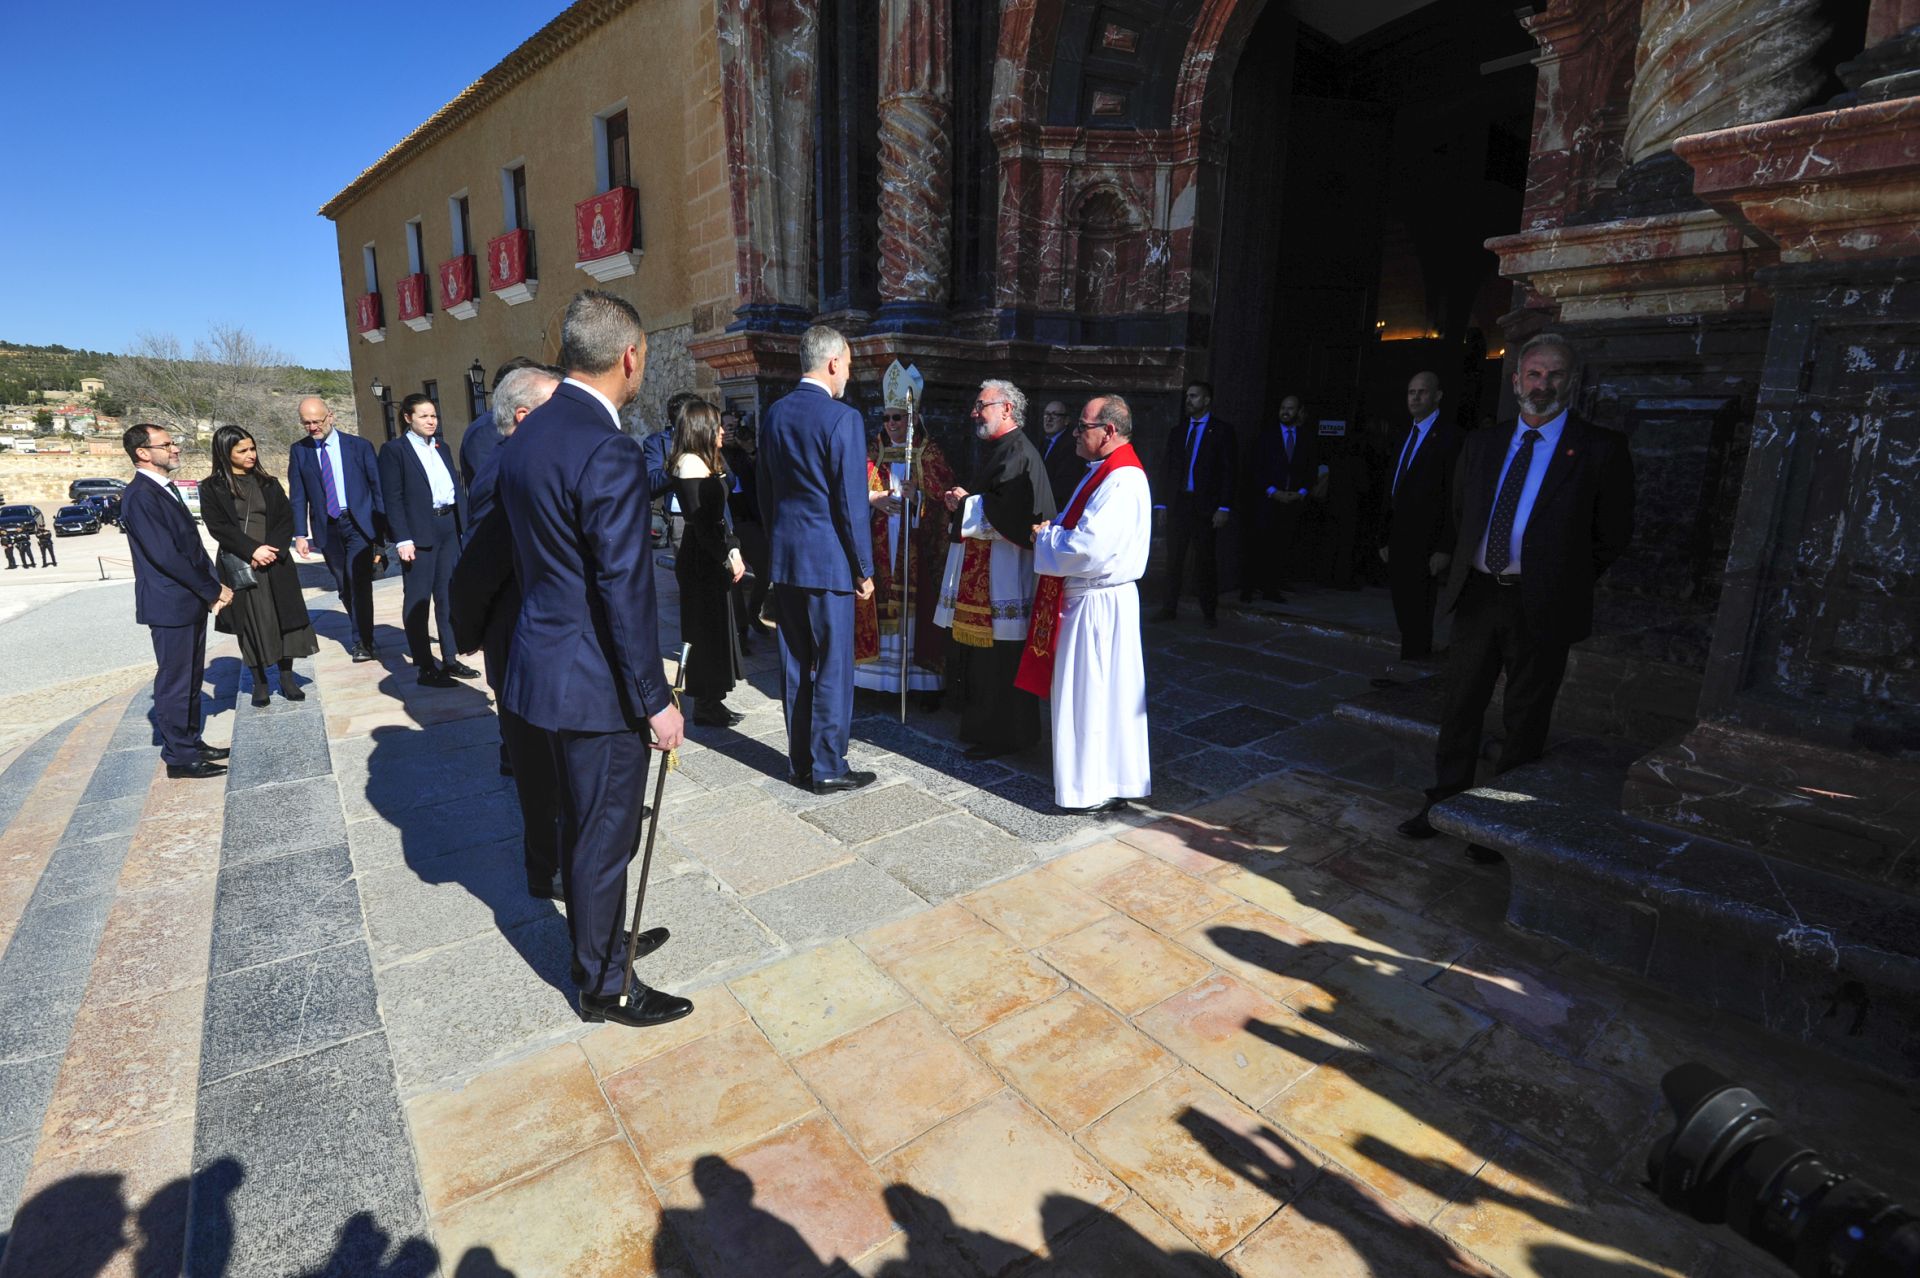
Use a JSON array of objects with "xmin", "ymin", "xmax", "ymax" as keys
[{"xmin": 1015, "ymin": 443, "xmax": 1144, "ymax": 698}]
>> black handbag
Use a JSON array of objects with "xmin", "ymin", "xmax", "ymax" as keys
[{"xmin": 218, "ymin": 551, "xmax": 258, "ymax": 591}]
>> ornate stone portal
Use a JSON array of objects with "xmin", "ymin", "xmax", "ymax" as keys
[{"xmin": 873, "ymin": 0, "xmax": 953, "ymax": 330}]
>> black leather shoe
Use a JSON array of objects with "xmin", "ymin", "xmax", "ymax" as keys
[
  {"xmin": 1397, "ymin": 809, "xmax": 1438, "ymax": 839},
  {"xmin": 530, "ymin": 873, "xmax": 565, "ymax": 901},
  {"xmin": 251, "ymin": 687, "xmax": 272, "ymax": 707},
  {"xmin": 1465, "ymin": 843, "xmax": 1506, "ymax": 865},
  {"xmin": 811, "ymin": 770, "xmax": 877, "ymax": 795},
  {"xmin": 580, "ymin": 984, "xmax": 694, "ymax": 1028},
  {"xmin": 281, "ymin": 680, "xmax": 306, "ymax": 702},
  {"xmin": 166, "ymin": 761, "xmax": 227, "ymax": 780},
  {"xmin": 351, "ymin": 646, "xmax": 377, "ymax": 663},
  {"xmin": 693, "ymin": 706, "xmax": 744, "ymax": 727},
  {"xmin": 419, "ymin": 669, "xmax": 459, "ymax": 688},
  {"xmin": 568, "ymin": 929, "xmax": 671, "ymax": 978},
  {"xmin": 196, "ymin": 745, "xmax": 231, "ymax": 761},
  {"xmin": 444, "ymin": 661, "xmax": 482, "ymax": 679},
  {"xmin": 1061, "ymin": 797, "xmax": 1127, "ymax": 815}
]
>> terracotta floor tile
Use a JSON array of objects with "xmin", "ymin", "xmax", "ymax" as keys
[
  {"xmin": 972, "ymin": 991, "xmax": 1176, "ymax": 1131},
  {"xmin": 1281, "ymin": 958, "xmax": 1492, "ymax": 1080},
  {"xmin": 963, "ymin": 870, "xmax": 1111, "ymax": 949},
  {"xmin": 1117, "ymin": 813, "xmax": 1280, "ymax": 877},
  {"xmin": 1434, "ymin": 1134, "xmax": 1726, "ymax": 1277},
  {"xmin": 431, "ymin": 1140, "xmax": 664, "ymax": 1278},
  {"xmin": 1175, "ymin": 904, "xmax": 1332, "ymax": 1004},
  {"xmin": 1433, "ymin": 1026, "xmax": 1652, "ymax": 1178},
  {"xmin": 1233, "ymin": 801, "xmax": 1358, "ymax": 866},
  {"xmin": 1080, "ymin": 1069, "xmax": 1316, "ymax": 1256},
  {"xmin": 5, "ymin": 1116, "xmax": 195, "ymax": 1278},
  {"xmin": 1209, "ymin": 860, "xmax": 1354, "ymax": 925},
  {"xmin": 1322, "ymin": 842, "xmax": 1469, "ymax": 915},
  {"xmin": 854, "ymin": 899, "xmax": 995, "ymax": 968},
  {"xmin": 38, "ymin": 983, "xmax": 204, "ymax": 1159},
  {"xmin": 887, "ymin": 929, "xmax": 1066, "ymax": 1037},
  {"xmin": 1262, "ymin": 1054, "xmax": 1500, "ymax": 1220},
  {"xmin": 603, "ymin": 1020, "xmax": 816, "ymax": 1182},
  {"xmin": 877, "ymin": 1091, "xmax": 1125, "ymax": 1271},
  {"xmin": 1044, "ymin": 1193, "xmax": 1218, "ymax": 1274},
  {"xmin": 88, "ymin": 876, "xmax": 217, "ymax": 1007},
  {"xmin": 579, "ymin": 986, "xmax": 748, "ymax": 1079},
  {"xmin": 655, "ymin": 1112, "xmax": 896, "ymax": 1273},
  {"xmin": 792, "ymin": 1006, "xmax": 999, "ymax": 1159},
  {"xmin": 1134, "ymin": 973, "xmax": 1340, "ymax": 1109},
  {"xmin": 1295, "ymin": 896, "xmax": 1473, "ymax": 983},
  {"xmin": 728, "ymin": 939, "xmax": 910, "ymax": 1057},
  {"xmin": 1038, "ymin": 916, "xmax": 1212, "ymax": 1015},
  {"xmin": 1231, "ymin": 1174, "xmax": 1498, "ymax": 1277},
  {"xmin": 1044, "ymin": 839, "xmax": 1146, "ymax": 888},
  {"xmin": 1085, "ymin": 855, "xmax": 1238, "ymax": 936},
  {"xmin": 1428, "ymin": 948, "xmax": 1621, "ymax": 1058},
  {"xmin": 408, "ymin": 1042, "xmax": 620, "ymax": 1213}
]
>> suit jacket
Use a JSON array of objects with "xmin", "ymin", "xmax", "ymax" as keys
[
  {"xmin": 1383, "ymin": 417, "xmax": 1465, "ymax": 571},
  {"xmin": 450, "ymin": 445, "xmax": 517, "ymax": 692},
  {"xmin": 721, "ymin": 443, "xmax": 761, "ymax": 527},
  {"xmin": 1257, "ymin": 422, "xmax": 1321, "ymax": 499},
  {"xmin": 1038, "ymin": 430, "xmax": 1088, "ymax": 509},
  {"xmin": 497, "ymin": 381, "xmax": 671, "ymax": 733},
  {"xmin": 756, "ymin": 382, "xmax": 874, "ymax": 591},
  {"xmin": 459, "ymin": 410, "xmax": 500, "ymax": 488},
  {"xmin": 641, "ymin": 430, "xmax": 672, "ymax": 503},
  {"xmin": 1158, "ymin": 415, "xmax": 1238, "ymax": 511},
  {"xmin": 1440, "ymin": 413, "xmax": 1635, "ymax": 645},
  {"xmin": 287, "ymin": 431, "xmax": 383, "ymax": 549},
  {"xmin": 200, "ymin": 472, "xmax": 309, "ymax": 630},
  {"xmin": 379, "ymin": 432, "xmax": 466, "ymax": 549},
  {"xmin": 121, "ymin": 474, "xmax": 221, "ymax": 627}
]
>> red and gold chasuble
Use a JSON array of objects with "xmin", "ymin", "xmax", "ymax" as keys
[
  {"xmin": 855, "ymin": 442, "xmax": 955, "ymax": 663},
  {"xmin": 1014, "ymin": 442, "xmax": 1144, "ymax": 697}
]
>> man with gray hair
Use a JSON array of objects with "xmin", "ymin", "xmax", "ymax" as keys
[
  {"xmin": 933, "ymin": 378, "xmax": 1058, "ymax": 759},
  {"xmin": 495, "ymin": 289, "xmax": 690, "ymax": 1030}
]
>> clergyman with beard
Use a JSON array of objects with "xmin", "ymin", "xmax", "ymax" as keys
[{"xmin": 1395, "ymin": 332, "xmax": 1634, "ymax": 862}]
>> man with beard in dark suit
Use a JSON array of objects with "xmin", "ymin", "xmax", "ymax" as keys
[
  {"xmin": 1153, "ymin": 380, "xmax": 1236, "ymax": 627},
  {"xmin": 1379, "ymin": 371, "xmax": 1464, "ymax": 662},
  {"xmin": 1398, "ymin": 334, "xmax": 1634, "ymax": 860}
]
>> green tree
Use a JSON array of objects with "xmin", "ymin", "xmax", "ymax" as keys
[{"xmin": 33, "ymin": 408, "xmax": 55, "ymax": 432}]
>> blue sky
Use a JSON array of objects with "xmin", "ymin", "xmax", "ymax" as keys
[{"xmin": 0, "ymin": 2, "xmax": 560, "ymax": 369}]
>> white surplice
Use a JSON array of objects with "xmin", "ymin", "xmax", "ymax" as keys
[
  {"xmin": 1030, "ymin": 465, "xmax": 1152, "ymax": 808},
  {"xmin": 933, "ymin": 494, "xmax": 1036, "ymax": 642}
]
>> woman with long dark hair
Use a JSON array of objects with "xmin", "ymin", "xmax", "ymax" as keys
[
  {"xmin": 669, "ymin": 400, "xmax": 745, "ymax": 726},
  {"xmin": 203, "ymin": 424, "xmax": 319, "ymax": 706}
]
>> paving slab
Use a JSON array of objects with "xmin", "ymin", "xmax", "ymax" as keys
[
  {"xmin": 208, "ymin": 842, "xmax": 362, "ymax": 976},
  {"xmin": 860, "ymin": 813, "xmax": 1030, "ymax": 901},
  {"xmin": 57, "ymin": 793, "xmax": 146, "ymax": 845},
  {"xmin": 798, "ymin": 782, "xmax": 955, "ymax": 844},
  {"xmin": 219, "ymin": 775, "xmax": 347, "ymax": 868},
  {"xmin": 200, "ymin": 940, "xmax": 382, "ymax": 1084},
  {"xmin": 223, "ymin": 711, "xmax": 335, "ymax": 791},
  {"xmin": 743, "ymin": 858, "xmax": 927, "ymax": 946},
  {"xmin": 632, "ymin": 870, "xmax": 783, "ymax": 989}
]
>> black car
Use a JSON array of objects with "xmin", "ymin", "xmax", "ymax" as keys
[
  {"xmin": 69, "ymin": 477, "xmax": 126, "ymax": 503},
  {"xmin": 81, "ymin": 493, "xmax": 121, "ymax": 525},
  {"xmin": 0, "ymin": 505, "xmax": 45, "ymax": 536},
  {"xmin": 54, "ymin": 504, "xmax": 102, "ymax": 536}
]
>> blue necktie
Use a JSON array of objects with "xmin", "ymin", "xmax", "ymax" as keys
[
  {"xmin": 319, "ymin": 445, "xmax": 343, "ymax": 519},
  {"xmin": 1485, "ymin": 429, "xmax": 1542, "ymax": 575}
]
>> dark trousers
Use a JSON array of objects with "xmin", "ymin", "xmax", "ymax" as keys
[
  {"xmin": 38, "ymin": 542, "xmax": 55, "ymax": 567},
  {"xmin": 772, "ymin": 584, "xmax": 855, "ymax": 782},
  {"xmin": 500, "ymin": 708, "xmax": 559, "ymax": 891},
  {"xmin": 956, "ymin": 639, "xmax": 1040, "ymax": 752},
  {"xmin": 1250, "ymin": 500, "xmax": 1306, "ymax": 597},
  {"xmin": 1161, "ymin": 495, "xmax": 1219, "ymax": 617},
  {"xmin": 1430, "ymin": 574, "xmax": 1572, "ymax": 799},
  {"xmin": 148, "ymin": 619, "xmax": 208, "ymax": 766},
  {"xmin": 401, "ymin": 525, "xmax": 460, "ymax": 670},
  {"xmin": 320, "ymin": 516, "xmax": 378, "ymax": 649},
  {"xmin": 547, "ymin": 726, "xmax": 653, "ymax": 998},
  {"xmin": 734, "ymin": 521, "xmax": 771, "ymax": 633},
  {"xmin": 1388, "ymin": 560, "xmax": 1441, "ymax": 659}
]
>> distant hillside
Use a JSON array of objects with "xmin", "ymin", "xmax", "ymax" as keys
[{"xmin": 0, "ymin": 339, "xmax": 349, "ymax": 407}]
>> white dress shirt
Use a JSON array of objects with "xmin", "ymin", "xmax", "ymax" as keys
[
  {"xmin": 800, "ymin": 375, "xmax": 837, "ymax": 399},
  {"xmin": 1473, "ymin": 409, "xmax": 1568, "ymax": 576},
  {"xmin": 395, "ymin": 431, "xmax": 457, "ymax": 553},
  {"xmin": 562, "ymin": 376, "xmax": 623, "ymax": 430}
]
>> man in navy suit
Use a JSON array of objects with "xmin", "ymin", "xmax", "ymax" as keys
[
  {"xmin": 119, "ymin": 424, "xmax": 232, "ymax": 780},
  {"xmin": 1380, "ymin": 372, "xmax": 1464, "ymax": 661},
  {"xmin": 289, "ymin": 397, "xmax": 384, "ymax": 661},
  {"xmin": 498, "ymin": 290, "xmax": 689, "ymax": 1030},
  {"xmin": 379, "ymin": 394, "xmax": 477, "ymax": 688},
  {"xmin": 1246, "ymin": 393, "xmax": 1323, "ymax": 604},
  {"xmin": 757, "ymin": 325, "xmax": 877, "ymax": 794},
  {"xmin": 1153, "ymin": 379, "xmax": 1237, "ymax": 627},
  {"xmin": 459, "ymin": 355, "xmax": 542, "ymax": 487}
]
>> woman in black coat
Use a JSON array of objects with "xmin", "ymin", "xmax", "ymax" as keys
[
  {"xmin": 204, "ymin": 425, "xmax": 320, "ymax": 706},
  {"xmin": 670, "ymin": 401, "xmax": 745, "ymax": 727}
]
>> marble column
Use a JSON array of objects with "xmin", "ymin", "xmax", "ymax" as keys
[
  {"xmin": 871, "ymin": 0, "xmax": 953, "ymax": 333},
  {"xmin": 1841, "ymin": 0, "xmax": 1920, "ymax": 103},
  {"xmin": 717, "ymin": 0, "xmax": 819, "ymax": 330}
]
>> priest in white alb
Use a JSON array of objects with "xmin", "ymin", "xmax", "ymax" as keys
[{"xmin": 1017, "ymin": 394, "xmax": 1151, "ymax": 813}]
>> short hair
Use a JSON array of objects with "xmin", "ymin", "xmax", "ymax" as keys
[
  {"xmin": 1186, "ymin": 379, "xmax": 1214, "ymax": 400},
  {"xmin": 491, "ymin": 354, "xmax": 541, "ymax": 392},
  {"xmin": 1516, "ymin": 331, "xmax": 1576, "ymax": 369},
  {"xmin": 1090, "ymin": 395, "xmax": 1133, "ymax": 438},
  {"xmin": 799, "ymin": 325, "xmax": 849, "ymax": 375},
  {"xmin": 981, "ymin": 379, "xmax": 1027, "ymax": 430},
  {"xmin": 123, "ymin": 422, "xmax": 162, "ymax": 462},
  {"xmin": 492, "ymin": 366, "xmax": 559, "ymax": 430},
  {"xmin": 399, "ymin": 392, "xmax": 435, "ymax": 423},
  {"xmin": 560, "ymin": 289, "xmax": 645, "ymax": 375}
]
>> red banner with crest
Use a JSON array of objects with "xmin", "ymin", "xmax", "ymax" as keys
[
  {"xmin": 355, "ymin": 293, "xmax": 382, "ymax": 333},
  {"xmin": 487, "ymin": 229, "xmax": 531, "ymax": 290},
  {"xmin": 574, "ymin": 187, "xmax": 637, "ymax": 261},
  {"xmin": 438, "ymin": 256, "xmax": 474, "ymax": 306},
  {"xmin": 396, "ymin": 273, "xmax": 427, "ymax": 321}
]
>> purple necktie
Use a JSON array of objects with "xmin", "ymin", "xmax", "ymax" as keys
[{"xmin": 318, "ymin": 445, "xmax": 343, "ymax": 519}]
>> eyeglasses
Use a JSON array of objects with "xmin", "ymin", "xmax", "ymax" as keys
[
  {"xmin": 140, "ymin": 441, "xmax": 182, "ymax": 451},
  {"xmin": 1072, "ymin": 422, "xmax": 1110, "ymax": 435},
  {"xmin": 972, "ymin": 399, "xmax": 1007, "ymax": 413}
]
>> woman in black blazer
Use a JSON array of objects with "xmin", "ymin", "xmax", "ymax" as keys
[{"xmin": 203, "ymin": 425, "xmax": 319, "ymax": 706}]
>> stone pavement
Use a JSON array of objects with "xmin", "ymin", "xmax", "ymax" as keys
[{"xmin": 0, "ymin": 565, "xmax": 1913, "ymax": 1276}]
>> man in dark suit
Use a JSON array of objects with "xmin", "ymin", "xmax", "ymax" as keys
[
  {"xmin": 379, "ymin": 394, "xmax": 476, "ymax": 688},
  {"xmin": 1246, "ymin": 393, "xmax": 1321, "ymax": 603},
  {"xmin": 1037, "ymin": 399, "xmax": 1088, "ymax": 509},
  {"xmin": 289, "ymin": 397, "xmax": 385, "ymax": 661},
  {"xmin": 497, "ymin": 289, "xmax": 689, "ymax": 1030},
  {"xmin": 452, "ymin": 366, "xmax": 565, "ymax": 897},
  {"xmin": 119, "ymin": 424, "xmax": 232, "ymax": 780},
  {"xmin": 459, "ymin": 355, "xmax": 542, "ymax": 487},
  {"xmin": 1398, "ymin": 334, "xmax": 1635, "ymax": 859},
  {"xmin": 1379, "ymin": 371, "xmax": 1464, "ymax": 661},
  {"xmin": 1153, "ymin": 380, "xmax": 1236, "ymax": 627},
  {"xmin": 758, "ymin": 325, "xmax": 877, "ymax": 793}
]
